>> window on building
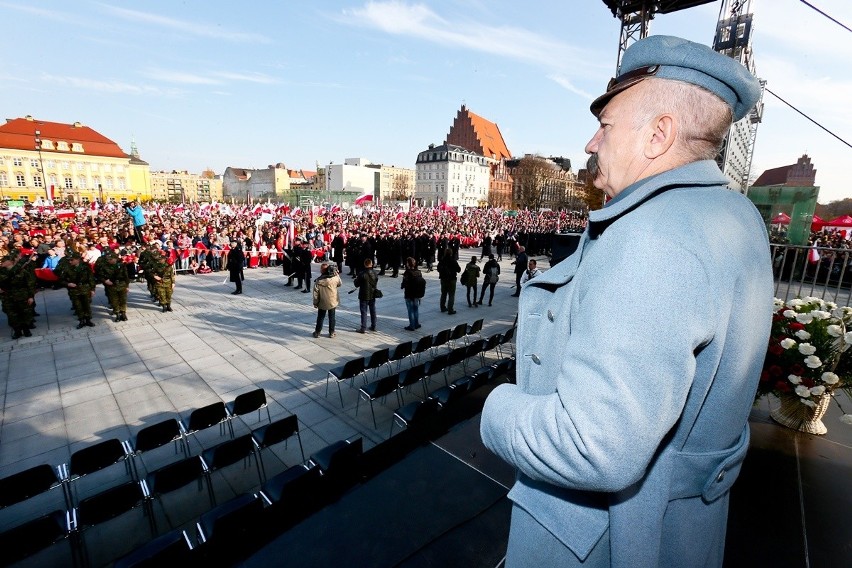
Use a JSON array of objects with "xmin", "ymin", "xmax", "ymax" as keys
[
  {"xmin": 40, "ymin": 140, "xmax": 54, "ymax": 150},
  {"xmin": 118, "ymin": 178, "xmax": 126, "ymax": 190},
  {"xmin": 76, "ymin": 162, "xmax": 84, "ymax": 171},
  {"xmin": 71, "ymin": 143, "xmax": 83, "ymax": 152},
  {"xmin": 46, "ymin": 160, "xmax": 55, "ymax": 168},
  {"xmin": 57, "ymin": 142, "xmax": 69, "ymax": 151},
  {"xmin": 0, "ymin": 172, "xmax": 6, "ymax": 186},
  {"xmin": 16, "ymin": 173, "xmax": 26, "ymax": 187},
  {"xmin": 33, "ymin": 175, "xmax": 43, "ymax": 188},
  {"xmin": 30, "ymin": 159, "xmax": 39, "ymax": 168},
  {"xmin": 62, "ymin": 161, "xmax": 70, "ymax": 170},
  {"xmin": 81, "ymin": 197, "xmax": 90, "ymax": 205},
  {"xmin": 105, "ymin": 177, "xmax": 113, "ymax": 189},
  {"xmin": 93, "ymin": 176, "xmax": 101, "ymax": 188},
  {"xmin": 64, "ymin": 176, "xmax": 73, "ymax": 189},
  {"xmin": 13, "ymin": 158, "xmax": 22, "ymax": 167},
  {"xmin": 78, "ymin": 176, "xmax": 87, "ymax": 189},
  {"xmin": 49, "ymin": 174, "xmax": 57, "ymax": 187},
  {"xmin": 0, "ymin": 157, "xmax": 4, "ymax": 166}
]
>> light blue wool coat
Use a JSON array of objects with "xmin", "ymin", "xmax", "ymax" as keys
[{"xmin": 481, "ymin": 160, "xmax": 773, "ymax": 568}]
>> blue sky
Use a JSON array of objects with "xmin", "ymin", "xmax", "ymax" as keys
[{"xmin": 1, "ymin": 0, "xmax": 849, "ymax": 203}]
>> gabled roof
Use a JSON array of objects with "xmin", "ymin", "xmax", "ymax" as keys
[
  {"xmin": 752, "ymin": 165, "xmax": 793, "ymax": 187},
  {"xmin": 447, "ymin": 105, "xmax": 511, "ymax": 161},
  {"xmin": 0, "ymin": 116, "xmax": 128, "ymax": 159}
]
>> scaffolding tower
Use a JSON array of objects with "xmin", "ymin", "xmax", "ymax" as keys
[{"xmin": 713, "ymin": 0, "xmax": 765, "ymax": 193}]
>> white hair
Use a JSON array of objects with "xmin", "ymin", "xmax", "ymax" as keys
[{"xmin": 632, "ymin": 78, "xmax": 733, "ymax": 162}]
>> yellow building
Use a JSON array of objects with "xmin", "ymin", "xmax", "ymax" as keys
[
  {"xmin": 150, "ymin": 170, "xmax": 223, "ymax": 203},
  {"xmin": 0, "ymin": 115, "xmax": 152, "ymax": 204}
]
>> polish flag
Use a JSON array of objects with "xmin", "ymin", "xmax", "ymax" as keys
[
  {"xmin": 808, "ymin": 241, "xmax": 821, "ymax": 264},
  {"xmin": 355, "ymin": 194, "xmax": 373, "ymax": 206}
]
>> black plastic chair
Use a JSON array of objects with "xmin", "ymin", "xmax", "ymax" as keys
[
  {"xmin": 62, "ymin": 438, "xmax": 135, "ymax": 505},
  {"xmin": 492, "ymin": 357, "xmax": 517, "ymax": 382},
  {"xmin": 356, "ymin": 374, "xmax": 401, "ymax": 428},
  {"xmin": 397, "ymin": 362, "xmax": 428, "ymax": 402},
  {"xmin": 430, "ymin": 328, "xmax": 452, "ymax": 357},
  {"xmin": 0, "ymin": 510, "xmax": 71, "ymax": 566},
  {"xmin": 0, "ymin": 463, "xmax": 66, "ymax": 510},
  {"xmin": 195, "ymin": 492, "xmax": 264, "ymax": 551},
  {"xmin": 448, "ymin": 323, "xmax": 468, "ymax": 349},
  {"xmin": 113, "ymin": 529, "xmax": 194, "ymax": 567},
  {"xmin": 497, "ymin": 326, "xmax": 516, "ymax": 357},
  {"xmin": 181, "ymin": 402, "xmax": 234, "ymax": 449},
  {"xmin": 390, "ymin": 397, "xmax": 440, "ymax": 437},
  {"xmin": 226, "ymin": 388, "xmax": 271, "ymax": 426},
  {"xmin": 445, "ymin": 346, "xmax": 469, "ymax": 379},
  {"xmin": 388, "ymin": 340, "xmax": 413, "ymax": 371},
  {"xmin": 325, "ymin": 357, "xmax": 367, "ymax": 407},
  {"xmin": 465, "ymin": 338, "xmax": 488, "ymax": 369},
  {"xmin": 481, "ymin": 332, "xmax": 502, "ymax": 360},
  {"xmin": 411, "ymin": 334, "xmax": 434, "ymax": 365},
  {"xmin": 128, "ymin": 419, "xmax": 189, "ymax": 478},
  {"xmin": 466, "ymin": 318, "xmax": 484, "ymax": 343},
  {"xmin": 72, "ymin": 480, "xmax": 152, "ymax": 566},
  {"xmin": 144, "ymin": 456, "xmax": 215, "ymax": 530},
  {"xmin": 424, "ymin": 353, "xmax": 449, "ymax": 388},
  {"xmin": 308, "ymin": 438, "xmax": 363, "ymax": 499},
  {"xmin": 259, "ymin": 464, "xmax": 323, "ymax": 530},
  {"xmin": 201, "ymin": 434, "xmax": 263, "ymax": 489},
  {"xmin": 364, "ymin": 347, "xmax": 391, "ymax": 381},
  {"xmin": 428, "ymin": 383, "xmax": 466, "ymax": 408},
  {"xmin": 251, "ymin": 414, "xmax": 305, "ymax": 481}
]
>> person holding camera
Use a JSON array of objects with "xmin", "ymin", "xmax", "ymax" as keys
[
  {"xmin": 123, "ymin": 201, "xmax": 147, "ymax": 245},
  {"xmin": 312, "ymin": 263, "xmax": 341, "ymax": 338}
]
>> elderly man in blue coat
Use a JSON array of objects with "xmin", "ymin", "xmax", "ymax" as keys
[{"xmin": 480, "ymin": 35, "xmax": 773, "ymax": 568}]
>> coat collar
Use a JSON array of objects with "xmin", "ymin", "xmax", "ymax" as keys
[
  {"xmin": 529, "ymin": 160, "xmax": 728, "ymax": 288},
  {"xmin": 589, "ymin": 160, "xmax": 728, "ymax": 223}
]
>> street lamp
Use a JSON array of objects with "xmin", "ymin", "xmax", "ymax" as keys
[{"xmin": 34, "ymin": 129, "xmax": 49, "ymax": 201}]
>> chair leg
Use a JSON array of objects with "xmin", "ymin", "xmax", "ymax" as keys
[
  {"xmin": 296, "ymin": 432, "xmax": 306, "ymax": 463},
  {"xmin": 369, "ymin": 402, "xmax": 377, "ymax": 429},
  {"xmin": 337, "ymin": 381, "xmax": 344, "ymax": 407}
]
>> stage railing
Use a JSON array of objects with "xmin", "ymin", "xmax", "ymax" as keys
[{"xmin": 771, "ymin": 244, "xmax": 852, "ymax": 305}]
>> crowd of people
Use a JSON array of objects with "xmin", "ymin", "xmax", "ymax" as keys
[{"xmin": 0, "ymin": 200, "xmax": 588, "ymax": 337}]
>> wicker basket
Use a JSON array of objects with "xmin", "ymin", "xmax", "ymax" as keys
[{"xmin": 770, "ymin": 392, "xmax": 831, "ymax": 435}]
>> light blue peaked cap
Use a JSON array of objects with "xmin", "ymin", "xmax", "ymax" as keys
[{"xmin": 590, "ymin": 35, "xmax": 761, "ymax": 122}]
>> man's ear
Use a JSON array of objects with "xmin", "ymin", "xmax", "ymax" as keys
[{"xmin": 645, "ymin": 114, "xmax": 677, "ymax": 159}]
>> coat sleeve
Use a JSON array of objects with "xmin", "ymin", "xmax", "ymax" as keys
[{"xmin": 480, "ymin": 234, "xmax": 715, "ymax": 492}]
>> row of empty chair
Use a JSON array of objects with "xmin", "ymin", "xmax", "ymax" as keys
[
  {"xmin": 0, "ymin": 435, "xmax": 361, "ymax": 567},
  {"xmin": 0, "ymin": 388, "xmax": 306, "ymax": 566},
  {"xmin": 326, "ymin": 318, "xmax": 515, "ymax": 409}
]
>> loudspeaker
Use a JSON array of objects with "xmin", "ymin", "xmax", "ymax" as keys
[{"xmin": 550, "ymin": 233, "xmax": 582, "ymax": 267}]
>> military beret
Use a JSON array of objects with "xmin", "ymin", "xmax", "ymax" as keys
[{"xmin": 590, "ymin": 35, "xmax": 761, "ymax": 122}]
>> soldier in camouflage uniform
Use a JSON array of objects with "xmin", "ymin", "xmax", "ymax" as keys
[
  {"xmin": 55, "ymin": 251, "xmax": 96, "ymax": 328},
  {"xmin": 149, "ymin": 253, "xmax": 175, "ymax": 312},
  {"xmin": 137, "ymin": 242, "xmax": 160, "ymax": 303},
  {"xmin": 96, "ymin": 249, "xmax": 130, "ymax": 321},
  {"xmin": 0, "ymin": 251, "xmax": 36, "ymax": 338}
]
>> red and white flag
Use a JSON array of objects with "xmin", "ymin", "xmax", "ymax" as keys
[
  {"xmin": 808, "ymin": 241, "xmax": 821, "ymax": 264},
  {"xmin": 355, "ymin": 194, "xmax": 373, "ymax": 206}
]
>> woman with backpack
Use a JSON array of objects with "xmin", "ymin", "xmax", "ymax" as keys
[
  {"xmin": 401, "ymin": 256, "xmax": 425, "ymax": 331},
  {"xmin": 462, "ymin": 255, "xmax": 481, "ymax": 308},
  {"xmin": 479, "ymin": 254, "xmax": 501, "ymax": 307}
]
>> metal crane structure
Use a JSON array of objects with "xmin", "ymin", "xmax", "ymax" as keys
[{"xmin": 601, "ymin": 0, "xmax": 764, "ymax": 193}]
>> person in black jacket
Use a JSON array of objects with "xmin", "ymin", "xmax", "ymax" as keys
[
  {"xmin": 512, "ymin": 246, "xmax": 528, "ymax": 297},
  {"xmin": 401, "ymin": 256, "xmax": 424, "ymax": 330},
  {"xmin": 437, "ymin": 249, "xmax": 461, "ymax": 315},
  {"xmin": 480, "ymin": 254, "xmax": 501, "ymax": 306},
  {"xmin": 227, "ymin": 241, "xmax": 245, "ymax": 295},
  {"xmin": 330, "ymin": 231, "xmax": 345, "ymax": 274},
  {"xmin": 354, "ymin": 258, "xmax": 379, "ymax": 333},
  {"xmin": 294, "ymin": 240, "xmax": 313, "ymax": 293}
]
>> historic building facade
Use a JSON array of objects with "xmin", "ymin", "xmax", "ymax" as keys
[
  {"xmin": 150, "ymin": 170, "xmax": 223, "ymax": 203},
  {"xmin": 0, "ymin": 115, "xmax": 150, "ymax": 203},
  {"xmin": 445, "ymin": 105, "xmax": 513, "ymax": 207},
  {"xmin": 414, "ymin": 143, "xmax": 489, "ymax": 208}
]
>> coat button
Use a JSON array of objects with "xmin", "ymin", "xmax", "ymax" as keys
[
  {"xmin": 716, "ymin": 470, "xmax": 725, "ymax": 483},
  {"xmin": 531, "ymin": 354, "xmax": 541, "ymax": 365},
  {"xmin": 547, "ymin": 310, "xmax": 555, "ymax": 322}
]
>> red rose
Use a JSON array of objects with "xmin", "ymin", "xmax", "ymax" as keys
[
  {"xmin": 769, "ymin": 344, "xmax": 784, "ymax": 356},
  {"xmin": 789, "ymin": 322, "xmax": 805, "ymax": 331},
  {"xmin": 773, "ymin": 314, "xmax": 784, "ymax": 323},
  {"xmin": 775, "ymin": 381, "xmax": 791, "ymax": 393},
  {"xmin": 791, "ymin": 364, "xmax": 805, "ymax": 376},
  {"xmin": 769, "ymin": 365, "xmax": 784, "ymax": 377},
  {"xmin": 802, "ymin": 378, "xmax": 815, "ymax": 388},
  {"xmin": 760, "ymin": 371, "xmax": 770, "ymax": 383}
]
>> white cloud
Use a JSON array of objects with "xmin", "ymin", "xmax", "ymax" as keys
[
  {"xmin": 98, "ymin": 4, "xmax": 272, "ymax": 44},
  {"xmin": 341, "ymin": 1, "xmax": 606, "ymax": 90},
  {"xmin": 212, "ymin": 71, "xmax": 279, "ymax": 85},
  {"xmin": 39, "ymin": 73, "xmax": 184, "ymax": 96}
]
